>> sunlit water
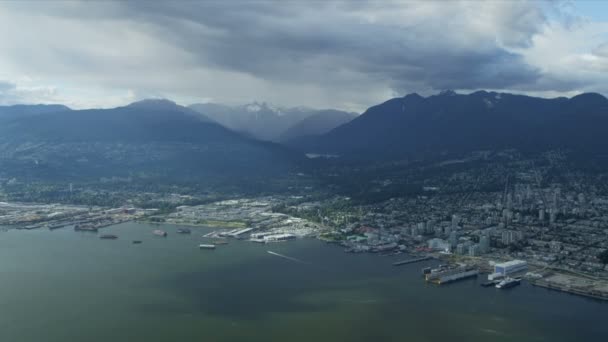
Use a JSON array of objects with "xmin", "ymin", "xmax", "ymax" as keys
[{"xmin": 0, "ymin": 222, "xmax": 606, "ymax": 342}]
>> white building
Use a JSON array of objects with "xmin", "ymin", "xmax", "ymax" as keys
[{"xmin": 494, "ymin": 260, "xmax": 527, "ymax": 276}]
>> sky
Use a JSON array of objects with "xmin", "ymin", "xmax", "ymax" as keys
[{"xmin": 0, "ymin": 0, "xmax": 607, "ymax": 112}]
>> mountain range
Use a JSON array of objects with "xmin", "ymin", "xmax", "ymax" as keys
[
  {"xmin": 0, "ymin": 99, "xmax": 299, "ymax": 183},
  {"xmin": 289, "ymin": 90, "xmax": 608, "ymax": 160},
  {"xmin": 188, "ymin": 102, "xmax": 356, "ymax": 142},
  {"xmin": 2, "ymin": 91, "xmax": 608, "ymax": 186}
]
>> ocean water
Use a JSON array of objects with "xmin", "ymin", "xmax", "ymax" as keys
[{"xmin": 0, "ymin": 222, "xmax": 606, "ymax": 342}]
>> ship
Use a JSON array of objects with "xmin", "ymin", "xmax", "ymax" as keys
[
  {"xmin": 425, "ymin": 266, "xmax": 478, "ymax": 285},
  {"xmin": 496, "ymin": 277, "xmax": 521, "ymax": 289},
  {"xmin": 99, "ymin": 234, "xmax": 118, "ymax": 239},
  {"xmin": 153, "ymin": 230, "xmax": 167, "ymax": 237},
  {"xmin": 199, "ymin": 244, "xmax": 216, "ymax": 250}
]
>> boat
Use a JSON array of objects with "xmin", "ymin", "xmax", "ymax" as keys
[
  {"xmin": 481, "ymin": 280, "xmax": 497, "ymax": 287},
  {"xmin": 496, "ymin": 277, "xmax": 521, "ymax": 289},
  {"xmin": 132, "ymin": 240, "xmax": 142, "ymax": 244},
  {"xmin": 48, "ymin": 224, "xmax": 65, "ymax": 230},
  {"xmin": 99, "ymin": 234, "xmax": 118, "ymax": 239},
  {"xmin": 177, "ymin": 228, "xmax": 191, "ymax": 234},
  {"xmin": 213, "ymin": 240, "xmax": 229, "ymax": 245},
  {"xmin": 153, "ymin": 230, "xmax": 167, "ymax": 237},
  {"xmin": 199, "ymin": 244, "xmax": 216, "ymax": 250},
  {"xmin": 422, "ymin": 267, "xmax": 432, "ymax": 276}
]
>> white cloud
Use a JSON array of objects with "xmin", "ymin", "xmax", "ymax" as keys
[{"xmin": 0, "ymin": 0, "xmax": 605, "ymax": 111}]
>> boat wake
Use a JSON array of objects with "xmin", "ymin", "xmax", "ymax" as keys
[{"xmin": 267, "ymin": 251, "xmax": 309, "ymax": 264}]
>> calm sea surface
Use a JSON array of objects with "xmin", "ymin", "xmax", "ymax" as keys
[{"xmin": 0, "ymin": 222, "xmax": 606, "ymax": 342}]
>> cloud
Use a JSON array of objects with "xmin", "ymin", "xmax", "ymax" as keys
[
  {"xmin": 0, "ymin": 79, "xmax": 61, "ymax": 105},
  {"xmin": 0, "ymin": 1, "xmax": 606, "ymax": 111}
]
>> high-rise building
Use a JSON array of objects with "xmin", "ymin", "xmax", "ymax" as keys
[
  {"xmin": 468, "ymin": 244, "xmax": 481, "ymax": 257},
  {"xmin": 501, "ymin": 230, "xmax": 515, "ymax": 245},
  {"xmin": 549, "ymin": 210, "xmax": 557, "ymax": 226},
  {"xmin": 449, "ymin": 231, "xmax": 458, "ymax": 248},
  {"xmin": 479, "ymin": 235, "xmax": 490, "ymax": 253},
  {"xmin": 456, "ymin": 243, "xmax": 467, "ymax": 255},
  {"xmin": 451, "ymin": 214, "xmax": 460, "ymax": 228}
]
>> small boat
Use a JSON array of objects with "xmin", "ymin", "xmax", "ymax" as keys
[
  {"xmin": 99, "ymin": 234, "xmax": 118, "ymax": 240},
  {"xmin": 481, "ymin": 281, "xmax": 497, "ymax": 287},
  {"xmin": 153, "ymin": 230, "xmax": 167, "ymax": 237},
  {"xmin": 199, "ymin": 244, "xmax": 216, "ymax": 250},
  {"xmin": 496, "ymin": 277, "xmax": 521, "ymax": 289},
  {"xmin": 132, "ymin": 240, "xmax": 142, "ymax": 244},
  {"xmin": 177, "ymin": 228, "xmax": 191, "ymax": 234}
]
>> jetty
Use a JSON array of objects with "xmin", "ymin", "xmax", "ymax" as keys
[{"xmin": 392, "ymin": 256, "xmax": 432, "ymax": 266}]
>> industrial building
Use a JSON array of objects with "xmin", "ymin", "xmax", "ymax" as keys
[{"xmin": 494, "ymin": 260, "xmax": 528, "ymax": 276}]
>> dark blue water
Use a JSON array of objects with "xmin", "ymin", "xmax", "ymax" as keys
[{"xmin": 0, "ymin": 222, "xmax": 605, "ymax": 341}]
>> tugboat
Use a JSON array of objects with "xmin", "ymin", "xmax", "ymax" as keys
[
  {"xmin": 153, "ymin": 230, "xmax": 167, "ymax": 237},
  {"xmin": 496, "ymin": 277, "xmax": 521, "ymax": 289},
  {"xmin": 99, "ymin": 234, "xmax": 118, "ymax": 240}
]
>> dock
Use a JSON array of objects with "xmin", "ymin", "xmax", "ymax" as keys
[
  {"xmin": 392, "ymin": 256, "xmax": 432, "ymax": 266},
  {"xmin": 531, "ymin": 279, "xmax": 608, "ymax": 301},
  {"xmin": 426, "ymin": 267, "xmax": 479, "ymax": 284}
]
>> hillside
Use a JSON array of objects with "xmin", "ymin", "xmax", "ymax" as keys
[
  {"xmin": 0, "ymin": 100, "xmax": 301, "ymax": 183},
  {"xmin": 289, "ymin": 91, "xmax": 608, "ymax": 160},
  {"xmin": 278, "ymin": 110, "xmax": 356, "ymax": 142},
  {"xmin": 189, "ymin": 102, "xmax": 356, "ymax": 142}
]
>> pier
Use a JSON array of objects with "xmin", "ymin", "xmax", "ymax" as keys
[{"xmin": 392, "ymin": 256, "xmax": 432, "ymax": 266}]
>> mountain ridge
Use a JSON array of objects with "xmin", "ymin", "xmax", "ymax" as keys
[
  {"xmin": 288, "ymin": 91, "xmax": 608, "ymax": 160},
  {"xmin": 189, "ymin": 102, "xmax": 357, "ymax": 141}
]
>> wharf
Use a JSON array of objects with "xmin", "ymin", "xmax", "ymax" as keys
[
  {"xmin": 531, "ymin": 277, "xmax": 608, "ymax": 301},
  {"xmin": 392, "ymin": 256, "xmax": 432, "ymax": 266}
]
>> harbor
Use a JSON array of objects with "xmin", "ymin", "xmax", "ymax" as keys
[{"xmin": 1, "ymin": 221, "xmax": 608, "ymax": 342}]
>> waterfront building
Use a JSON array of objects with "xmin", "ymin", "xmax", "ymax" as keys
[{"xmin": 494, "ymin": 260, "xmax": 527, "ymax": 276}]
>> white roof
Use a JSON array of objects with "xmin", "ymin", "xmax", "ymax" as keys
[{"xmin": 495, "ymin": 260, "xmax": 527, "ymax": 267}]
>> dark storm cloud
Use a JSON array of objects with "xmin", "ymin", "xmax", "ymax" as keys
[
  {"xmin": 111, "ymin": 1, "xmax": 544, "ymax": 92},
  {"xmin": 1, "ymin": 1, "xmax": 606, "ymax": 109}
]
